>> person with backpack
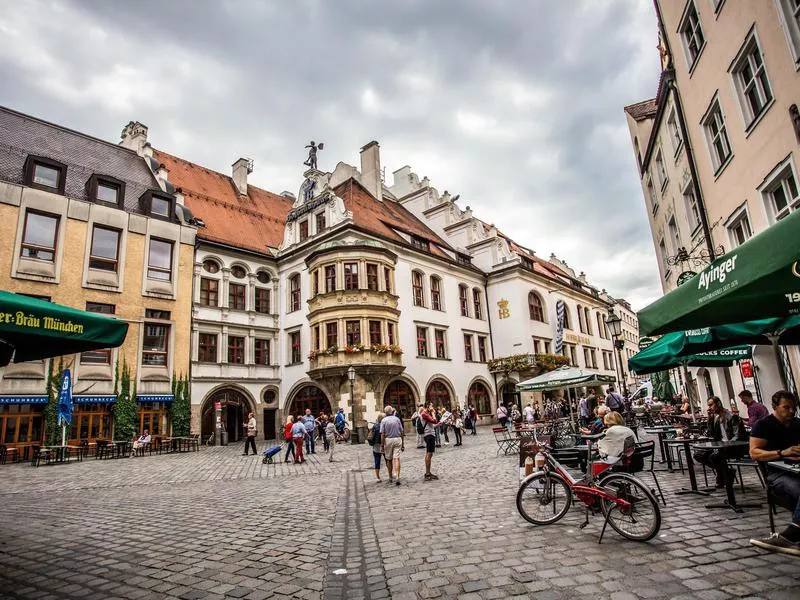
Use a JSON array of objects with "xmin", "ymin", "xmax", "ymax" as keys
[
  {"xmin": 496, "ymin": 403, "xmax": 509, "ymax": 429},
  {"xmin": 419, "ymin": 403, "xmax": 442, "ymax": 481},
  {"xmin": 411, "ymin": 408, "xmax": 424, "ymax": 448},
  {"xmin": 368, "ymin": 413, "xmax": 385, "ymax": 482},
  {"xmin": 604, "ymin": 384, "xmax": 625, "ymax": 414},
  {"xmin": 468, "ymin": 404, "xmax": 478, "ymax": 435}
]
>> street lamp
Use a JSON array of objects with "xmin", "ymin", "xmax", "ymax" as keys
[
  {"xmin": 347, "ymin": 365, "xmax": 357, "ymax": 444},
  {"xmin": 606, "ymin": 309, "xmax": 629, "ymax": 397}
]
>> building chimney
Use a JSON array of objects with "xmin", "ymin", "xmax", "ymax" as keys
[
  {"xmin": 232, "ymin": 158, "xmax": 253, "ymax": 196},
  {"xmin": 120, "ymin": 121, "xmax": 148, "ymax": 155},
  {"xmin": 155, "ymin": 165, "xmax": 169, "ymax": 191},
  {"xmin": 359, "ymin": 141, "xmax": 382, "ymax": 201}
]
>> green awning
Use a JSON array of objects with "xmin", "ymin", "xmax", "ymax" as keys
[
  {"xmin": 638, "ymin": 209, "xmax": 800, "ymax": 337},
  {"xmin": 628, "ymin": 331, "xmax": 752, "ymax": 375},
  {"xmin": 0, "ymin": 291, "xmax": 129, "ymax": 366},
  {"xmin": 517, "ymin": 366, "xmax": 616, "ymax": 391}
]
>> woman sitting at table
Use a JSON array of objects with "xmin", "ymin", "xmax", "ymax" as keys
[
  {"xmin": 131, "ymin": 430, "xmax": 151, "ymax": 456},
  {"xmin": 597, "ymin": 412, "xmax": 637, "ymax": 465}
]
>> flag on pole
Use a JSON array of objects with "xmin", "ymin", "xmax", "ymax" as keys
[
  {"xmin": 58, "ymin": 368, "xmax": 73, "ymax": 427},
  {"xmin": 554, "ymin": 300, "xmax": 565, "ymax": 356}
]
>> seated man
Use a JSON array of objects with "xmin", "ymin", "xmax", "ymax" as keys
[
  {"xmin": 693, "ymin": 396, "xmax": 747, "ymax": 488},
  {"xmin": 749, "ymin": 390, "xmax": 800, "ymax": 557},
  {"xmin": 580, "ymin": 406, "xmax": 608, "ymax": 436},
  {"xmin": 132, "ymin": 430, "xmax": 151, "ymax": 457}
]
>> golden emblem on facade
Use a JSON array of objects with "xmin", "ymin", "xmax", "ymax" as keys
[{"xmin": 497, "ymin": 299, "xmax": 510, "ymax": 319}]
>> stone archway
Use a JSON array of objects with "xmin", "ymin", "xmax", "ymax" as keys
[
  {"xmin": 201, "ymin": 387, "xmax": 255, "ymax": 444},
  {"xmin": 286, "ymin": 385, "xmax": 332, "ymax": 418},
  {"xmin": 383, "ymin": 379, "xmax": 417, "ymax": 421},
  {"xmin": 425, "ymin": 379, "xmax": 454, "ymax": 410}
]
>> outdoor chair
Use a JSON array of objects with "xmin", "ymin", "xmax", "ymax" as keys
[
  {"xmin": 630, "ymin": 441, "xmax": 666, "ymax": 506},
  {"xmin": 31, "ymin": 446, "xmax": 52, "ymax": 467},
  {"xmin": 0, "ymin": 444, "xmax": 17, "ymax": 464},
  {"xmin": 728, "ymin": 457, "xmax": 765, "ymax": 493},
  {"xmin": 493, "ymin": 428, "xmax": 517, "ymax": 456}
]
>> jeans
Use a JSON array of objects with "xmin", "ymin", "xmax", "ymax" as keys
[
  {"xmin": 693, "ymin": 450, "xmax": 728, "ymax": 485},
  {"xmin": 373, "ymin": 451, "xmax": 383, "ymax": 471},
  {"xmin": 244, "ymin": 436, "xmax": 257, "ymax": 455},
  {"xmin": 434, "ymin": 428, "xmax": 441, "ymax": 446},
  {"xmin": 442, "ymin": 425, "xmax": 449, "ymax": 443},
  {"xmin": 768, "ymin": 470, "xmax": 800, "ymax": 526},
  {"xmin": 321, "ymin": 429, "xmax": 329, "ymax": 451},
  {"xmin": 453, "ymin": 426, "xmax": 462, "ymax": 446},
  {"xmin": 305, "ymin": 430, "xmax": 316, "ymax": 454},
  {"xmin": 470, "ymin": 419, "xmax": 477, "ymax": 435},
  {"xmin": 284, "ymin": 438, "xmax": 295, "ymax": 461}
]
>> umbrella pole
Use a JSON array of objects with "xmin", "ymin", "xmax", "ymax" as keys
[
  {"xmin": 567, "ymin": 388, "xmax": 575, "ymax": 432},
  {"xmin": 61, "ymin": 418, "xmax": 66, "ymax": 446},
  {"xmin": 682, "ymin": 363, "xmax": 696, "ymax": 421},
  {"xmin": 769, "ymin": 335, "xmax": 792, "ymax": 392}
]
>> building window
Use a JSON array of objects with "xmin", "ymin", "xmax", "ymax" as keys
[
  {"xmin": 762, "ymin": 162, "xmax": 800, "ymax": 222},
  {"xmin": 346, "ymin": 320, "xmax": 361, "ymax": 346},
  {"xmin": 151, "ymin": 196, "xmax": 171, "ymax": 218},
  {"xmin": 646, "ymin": 176, "xmax": 658, "ymax": 216},
  {"xmin": 229, "ymin": 283, "xmax": 246, "ymax": 310},
  {"xmin": 86, "ymin": 174, "xmax": 125, "ymax": 207},
  {"xmin": 584, "ymin": 307, "xmax": 592, "ymax": 336},
  {"xmin": 326, "ymin": 322, "xmax": 338, "ymax": 349},
  {"xmin": 87, "ymin": 225, "xmax": 120, "ymax": 272},
  {"xmin": 315, "ymin": 212, "xmax": 326, "ymax": 233},
  {"xmin": 412, "ymin": 271, "xmax": 425, "ymax": 307},
  {"xmin": 199, "ymin": 278, "xmax": 219, "ymax": 306},
  {"xmin": 528, "ymin": 292, "xmax": 545, "ymax": 322},
  {"xmin": 679, "ymin": 1, "xmax": 705, "ymax": 68},
  {"xmin": 478, "ymin": 336, "xmax": 487, "ymax": 362},
  {"xmin": 468, "ymin": 382, "xmax": 492, "ymax": 415},
  {"xmin": 410, "ymin": 235, "xmax": 430, "ymax": 251},
  {"xmin": 369, "ymin": 320, "xmax": 381, "ymax": 345},
  {"xmin": 366, "ymin": 263, "xmax": 379, "ymax": 291},
  {"xmin": 24, "ymin": 156, "xmax": 66, "ymax": 194},
  {"xmin": 289, "ymin": 331, "xmax": 301, "ymax": 364},
  {"xmin": 577, "ymin": 304, "xmax": 585, "ymax": 333},
  {"xmin": 659, "ymin": 238, "xmax": 669, "ymax": 272},
  {"xmin": 596, "ymin": 314, "xmax": 605, "ymax": 339},
  {"xmin": 456, "ymin": 253, "xmax": 472, "ymax": 265},
  {"xmin": 142, "ymin": 309, "xmax": 170, "ymax": 367},
  {"xmin": 256, "ymin": 270, "xmax": 270, "ymax": 284},
  {"xmin": 473, "ymin": 289, "xmax": 482, "ymax": 320},
  {"xmin": 254, "ymin": 339, "xmax": 270, "ymax": 366},
  {"xmin": 139, "ymin": 190, "xmax": 175, "ymax": 221},
  {"xmin": 777, "ymin": 0, "xmax": 800, "ymax": 62},
  {"xmin": 227, "ymin": 336, "xmax": 245, "ymax": 364},
  {"xmin": 459, "ymin": 284, "xmax": 469, "ymax": 317},
  {"xmin": 684, "ymin": 184, "xmax": 701, "ymax": 232},
  {"xmin": 80, "ymin": 302, "xmax": 115, "ymax": 364},
  {"xmin": 146, "ymin": 238, "xmax": 173, "ymax": 281},
  {"xmin": 289, "ymin": 274, "xmax": 301, "ymax": 312},
  {"xmin": 324, "ymin": 265, "xmax": 336, "ymax": 293},
  {"xmin": 430, "ymin": 276, "xmax": 442, "ymax": 310},
  {"xmin": 203, "ymin": 260, "xmax": 220, "ymax": 274},
  {"xmin": 667, "ymin": 108, "xmax": 683, "ymax": 154},
  {"xmin": 702, "ymin": 98, "xmax": 732, "ymax": 173},
  {"xmin": 434, "ymin": 329, "xmax": 446, "ymax": 359},
  {"xmin": 417, "ymin": 327, "xmax": 429, "ymax": 357},
  {"xmin": 299, "ymin": 220, "xmax": 309, "ymax": 242},
  {"xmin": 254, "ymin": 287, "xmax": 270, "ymax": 314},
  {"xmin": 463, "ymin": 334, "xmax": 473, "ymax": 362},
  {"xmin": 198, "ymin": 333, "xmax": 218, "ymax": 363},
  {"xmin": 731, "ymin": 33, "xmax": 773, "ymax": 128},
  {"xmin": 344, "ymin": 262, "xmax": 359, "ymax": 290},
  {"xmin": 562, "ymin": 306, "xmax": 571, "ymax": 330},
  {"xmin": 668, "ymin": 216, "xmax": 681, "ymax": 253},
  {"xmin": 727, "ymin": 209, "xmax": 752, "ymax": 247},
  {"xmin": 230, "ymin": 265, "xmax": 246, "ymax": 279},
  {"xmin": 654, "ymin": 149, "xmax": 668, "ymax": 191},
  {"xmin": 20, "ymin": 210, "xmax": 59, "ymax": 262},
  {"xmin": 384, "ymin": 267, "xmax": 392, "ymax": 294}
]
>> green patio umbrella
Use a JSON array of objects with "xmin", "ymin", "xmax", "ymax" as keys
[
  {"xmin": 516, "ymin": 366, "xmax": 617, "ymax": 391},
  {"xmin": 627, "ymin": 330, "xmax": 752, "ymax": 375},
  {"xmin": 638, "ymin": 208, "xmax": 800, "ymax": 337},
  {"xmin": 0, "ymin": 291, "xmax": 129, "ymax": 366}
]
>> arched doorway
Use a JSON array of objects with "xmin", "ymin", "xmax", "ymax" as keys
[
  {"xmin": 201, "ymin": 388, "xmax": 253, "ymax": 444},
  {"xmin": 384, "ymin": 380, "xmax": 416, "ymax": 420},
  {"xmin": 287, "ymin": 385, "xmax": 332, "ymax": 418},
  {"xmin": 501, "ymin": 381, "xmax": 519, "ymax": 409},
  {"xmin": 426, "ymin": 380, "xmax": 452, "ymax": 410},
  {"xmin": 468, "ymin": 381, "xmax": 492, "ymax": 415}
]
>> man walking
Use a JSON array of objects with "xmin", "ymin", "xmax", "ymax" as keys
[
  {"xmin": 738, "ymin": 390, "xmax": 769, "ymax": 427},
  {"xmin": 420, "ymin": 403, "xmax": 441, "ymax": 481},
  {"xmin": 242, "ymin": 412, "xmax": 257, "ymax": 456},
  {"xmin": 380, "ymin": 405, "xmax": 405, "ymax": 485},
  {"xmin": 604, "ymin": 385, "xmax": 625, "ymax": 414},
  {"xmin": 302, "ymin": 408, "xmax": 316, "ymax": 454}
]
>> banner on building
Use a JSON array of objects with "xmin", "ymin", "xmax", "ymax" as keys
[
  {"xmin": 58, "ymin": 368, "xmax": 73, "ymax": 427},
  {"xmin": 554, "ymin": 300, "xmax": 565, "ymax": 356}
]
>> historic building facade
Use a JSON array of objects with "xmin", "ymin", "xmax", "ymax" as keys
[
  {"xmin": 624, "ymin": 1, "xmax": 800, "ymax": 402},
  {"xmin": 0, "ymin": 108, "xmax": 195, "ymax": 451}
]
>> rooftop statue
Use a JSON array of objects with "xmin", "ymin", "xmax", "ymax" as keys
[{"xmin": 304, "ymin": 141, "xmax": 324, "ymax": 170}]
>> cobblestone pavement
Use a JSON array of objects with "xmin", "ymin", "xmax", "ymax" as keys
[{"xmin": 0, "ymin": 430, "xmax": 797, "ymax": 600}]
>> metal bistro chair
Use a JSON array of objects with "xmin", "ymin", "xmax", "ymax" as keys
[
  {"xmin": 728, "ymin": 457, "xmax": 766, "ymax": 493},
  {"xmin": 31, "ymin": 446, "xmax": 52, "ymax": 467},
  {"xmin": 630, "ymin": 441, "xmax": 667, "ymax": 506}
]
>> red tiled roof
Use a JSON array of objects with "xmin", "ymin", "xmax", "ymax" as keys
[
  {"xmin": 154, "ymin": 150, "xmax": 293, "ymax": 254},
  {"xmin": 333, "ymin": 178, "xmax": 453, "ymax": 258},
  {"xmin": 623, "ymin": 98, "xmax": 657, "ymax": 121}
]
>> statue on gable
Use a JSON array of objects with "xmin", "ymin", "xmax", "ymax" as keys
[{"xmin": 304, "ymin": 141, "xmax": 324, "ymax": 170}]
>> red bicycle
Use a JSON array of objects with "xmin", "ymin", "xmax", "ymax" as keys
[{"xmin": 516, "ymin": 432, "xmax": 661, "ymax": 542}]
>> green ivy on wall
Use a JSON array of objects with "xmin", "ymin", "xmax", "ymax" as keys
[
  {"xmin": 113, "ymin": 359, "xmax": 137, "ymax": 441},
  {"xmin": 170, "ymin": 373, "xmax": 190, "ymax": 437}
]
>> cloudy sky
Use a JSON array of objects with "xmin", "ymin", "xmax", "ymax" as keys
[{"xmin": 0, "ymin": 0, "xmax": 663, "ymax": 308}]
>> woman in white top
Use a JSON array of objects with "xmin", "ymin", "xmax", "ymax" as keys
[{"xmin": 597, "ymin": 411, "xmax": 637, "ymax": 465}]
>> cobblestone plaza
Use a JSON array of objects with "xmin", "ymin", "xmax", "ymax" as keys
[{"xmin": 0, "ymin": 431, "xmax": 798, "ymax": 600}]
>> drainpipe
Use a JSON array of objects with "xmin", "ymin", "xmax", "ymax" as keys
[{"xmin": 652, "ymin": 0, "xmax": 716, "ymax": 261}]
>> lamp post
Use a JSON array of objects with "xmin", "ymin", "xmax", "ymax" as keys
[
  {"xmin": 605, "ymin": 309, "xmax": 629, "ymax": 397},
  {"xmin": 347, "ymin": 365, "xmax": 357, "ymax": 444}
]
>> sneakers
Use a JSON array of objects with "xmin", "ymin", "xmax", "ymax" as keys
[
  {"xmin": 750, "ymin": 533, "xmax": 800, "ymax": 557},
  {"xmin": 395, "ymin": 479, "xmax": 401, "ymax": 486},
  {"xmin": 424, "ymin": 473, "xmax": 439, "ymax": 481}
]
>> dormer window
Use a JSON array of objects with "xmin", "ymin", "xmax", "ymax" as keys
[
  {"xmin": 24, "ymin": 155, "xmax": 66, "ymax": 194},
  {"xmin": 139, "ymin": 190, "xmax": 175, "ymax": 221},
  {"xmin": 86, "ymin": 174, "xmax": 125, "ymax": 208},
  {"xmin": 410, "ymin": 235, "xmax": 429, "ymax": 251}
]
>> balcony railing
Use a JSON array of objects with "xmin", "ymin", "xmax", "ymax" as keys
[{"xmin": 309, "ymin": 346, "xmax": 403, "ymax": 370}]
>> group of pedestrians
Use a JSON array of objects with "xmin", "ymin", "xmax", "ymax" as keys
[{"xmin": 280, "ymin": 407, "xmax": 348, "ymax": 464}]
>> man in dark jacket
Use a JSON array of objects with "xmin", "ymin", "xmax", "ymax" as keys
[{"xmin": 693, "ymin": 396, "xmax": 748, "ymax": 487}]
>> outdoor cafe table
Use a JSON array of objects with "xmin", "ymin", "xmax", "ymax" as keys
[
  {"xmin": 644, "ymin": 426, "xmax": 679, "ymax": 470},
  {"xmin": 663, "ymin": 437, "xmax": 714, "ymax": 496},
  {"xmin": 691, "ymin": 440, "xmax": 762, "ymax": 513},
  {"xmin": 41, "ymin": 445, "xmax": 82, "ymax": 463}
]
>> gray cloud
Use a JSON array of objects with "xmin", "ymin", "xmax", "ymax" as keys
[{"xmin": 0, "ymin": 0, "xmax": 662, "ymax": 308}]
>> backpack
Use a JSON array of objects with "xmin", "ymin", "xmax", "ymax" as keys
[
  {"xmin": 366, "ymin": 425, "xmax": 377, "ymax": 446},
  {"xmin": 416, "ymin": 416, "xmax": 427, "ymax": 435}
]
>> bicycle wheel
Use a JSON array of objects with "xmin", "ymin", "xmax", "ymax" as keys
[
  {"xmin": 516, "ymin": 470, "xmax": 572, "ymax": 525},
  {"xmin": 598, "ymin": 473, "xmax": 661, "ymax": 541}
]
